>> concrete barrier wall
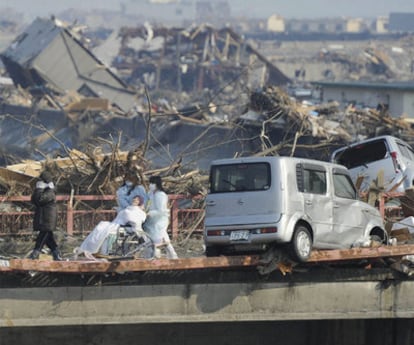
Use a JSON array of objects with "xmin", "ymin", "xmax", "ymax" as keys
[
  {"xmin": 2, "ymin": 280, "xmax": 414, "ymax": 327},
  {"xmin": 2, "ymin": 320, "xmax": 414, "ymax": 345}
]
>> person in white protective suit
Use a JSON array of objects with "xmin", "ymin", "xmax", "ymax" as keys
[
  {"xmin": 75, "ymin": 195, "xmax": 147, "ymax": 260},
  {"xmin": 116, "ymin": 173, "xmax": 148, "ymax": 212},
  {"xmin": 143, "ymin": 175, "xmax": 178, "ymax": 259}
]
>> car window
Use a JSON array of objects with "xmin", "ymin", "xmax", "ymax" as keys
[
  {"xmin": 397, "ymin": 143, "xmax": 409, "ymax": 159},
  {"xmin": 210, "ymin": 162, "xmax": 270, "ymax": 193},
  {"xmin": 407, "ymin": 145, "xmax": 414, "ymax": 160},
  {"xmin": 397, "ymin": 142, "xmax": 414, "ymax": 161},
  {"xmin": 333, "ymin": 173, "xmax": 357, "ymax": 199},
  {"xmin": 333, "ymin": 139, "xmax": 388, "ymax": 168},
  {"xmin": 303, "ymin": 169, "xmax": 327, "ymax": 194},
  {"xmin": 297, "ymin": 163, "xmax": 327, "ymax": 194}
]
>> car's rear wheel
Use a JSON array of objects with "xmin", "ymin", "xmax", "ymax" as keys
[{"xmin": 290, "ymin": 225, "xmax": 312, "ymax": 262}]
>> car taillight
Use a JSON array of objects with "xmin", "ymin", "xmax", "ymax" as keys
[
  {"xmin": 252, "ymin": 227, "xmax": 278, "ymax": 234},
  {"xmin": 261, "ymin": 227, "xmax": 277, "ymax": 233},
  {"xmin": 207, "ymin": 230, "xmax": 225, "ymax": 236},
  {"xmin": 390, "ymin": 151, "xmax": 400, "ymax": 172}
]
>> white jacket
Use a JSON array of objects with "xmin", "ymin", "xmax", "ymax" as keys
[{"xmin": 144, "ymin": 190, "xmax": 170, "ymax": 245}]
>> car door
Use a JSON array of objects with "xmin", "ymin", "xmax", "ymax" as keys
[
  {"xmin": 331, "ymin": 169, "xmax": 367, "ymax": 248},
  {"xmin": 299, "ymin": 163, "xmax": 333, "ymax": 247}
]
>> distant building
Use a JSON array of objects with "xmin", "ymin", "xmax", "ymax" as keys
[
  {"xmin": 112, "ymin": 24, "xmax": 290, "ymax": 92},
  {"xmin": 267, "ymin": 14, "xmax": 285, "ymax": 33},
  {"xmin": 345, "ymin": 18, "xmax": 364, "ymax": 33},
  {"xmin": 389, "ymin": 13, "xmax": 414, "ymax": 33},
  {"xmin": 375, "ymin": 16, "xmax": 389, "ymax": 34},
  {"xmin": 285, "ymin": 19, "xmax": 308, "ymax": 33},
  {"xmin": 285, "ymin": 18, "xmax": 346, "ymax": 34},
  {"xmin": 314, "ymin": 81, "xmax": 414, "ymax": 118}
]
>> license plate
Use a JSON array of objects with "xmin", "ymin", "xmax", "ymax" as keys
[{"xmin": 230, "ymin": 230, "xmax": 249, "ymax": 241}]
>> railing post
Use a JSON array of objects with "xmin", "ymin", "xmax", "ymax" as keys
[
  {"xmin": 379, "ymin": 192, "xmax": 385, "ymax": 219},
  {"xmin": 66, "ymin": 191, "xmax": 74, "ymax": 236},
  {"xmin": 170, "ymin": 196, "xmax": 179, "ymax": 240}
]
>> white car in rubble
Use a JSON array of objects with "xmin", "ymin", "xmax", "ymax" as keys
[{"xmin": 331, "ymin": 135, "xmax": 414, "ymax": 193}]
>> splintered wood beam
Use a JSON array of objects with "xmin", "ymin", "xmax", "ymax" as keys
[
  {"xmin": 8, "ymin": 256, "xmax": 261, "ymax": 273},
  {"xmin": 309, "ymin": 244, "xmax": 414, "ymax": 262},
  {"xmin": 3, "ymin": 245, "xmax": 414, "ymax": 274}
]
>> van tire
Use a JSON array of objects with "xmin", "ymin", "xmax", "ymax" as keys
[
  {"xmin": 369, "ymin": 225, "xmax": 388, "ymax": 244},
  {"xmin": 290, "ymin": 225, "xmax": 312, "ymax": 262},
  {"xmin": 370, "ymin": 235, "xmax": 382, "ymax": 243}
]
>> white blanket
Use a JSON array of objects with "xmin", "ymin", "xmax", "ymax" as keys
[{"xmin": 78, "ymin": 221, "xmax": 120, "ymax": 255}]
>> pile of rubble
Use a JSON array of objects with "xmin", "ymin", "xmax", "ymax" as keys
[
  {"xmin": 1, "ymin": 16, "xmax": 414, "ymax": 198},
  {"xmin": 1, "ymin": 83, "xmax": 414, "ymax": 196}
]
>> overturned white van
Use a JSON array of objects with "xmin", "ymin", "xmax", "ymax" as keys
[
  {"xmin": 204, "ymin": 156, "xmax": 386, "ymax": 262},
  {"xmin": 331, "ymin": 135, "xmax": 414, "ymax": 193}
]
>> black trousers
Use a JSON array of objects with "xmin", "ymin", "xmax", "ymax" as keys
[{"xmin": 34, "ymin": 231, "xmax": 58, "ymax": 252}]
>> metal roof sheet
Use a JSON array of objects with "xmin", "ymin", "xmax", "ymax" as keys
[
  {"xmin": 1, "ymin": 17, "xmax": 137, "ymax": 112},
  {"xmin": 2, "ymin": 17, "xmax": 61, "ymax": 66}
]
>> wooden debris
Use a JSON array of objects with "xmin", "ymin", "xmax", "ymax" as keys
[
  {"xmin": 65, "ymin": 98, "xmax": 110, "ymax": 112},
  {"xmin": 400, "ymin": 188, "xmax": 414, "ymax": 217},
  {"xmin": 0, "ymin": 167, "xmax": 36, "ymax": 190},
  {"xmin": 309, "ymin": 244, "xmax": 414, "ymax": 262},
  {"xmin": 2, "ymin": 243, "xmax": 414, "ymax": 276},
  {"xmin": 390, "ymin": 228, "xmax": 412, "ymax": 244},
  {"xmin": 7, "ymin": 255, "xmax": 260, "ymax": 273}
]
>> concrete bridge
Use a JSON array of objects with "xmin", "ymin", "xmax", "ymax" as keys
[{"xmin": 1, "ymin": 265, "xmax": 414, "ymax": 345}]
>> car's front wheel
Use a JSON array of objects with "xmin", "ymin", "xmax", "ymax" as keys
[{"xmin": 290, "ymin": 225, "xmax": 312, "ymax": 262}]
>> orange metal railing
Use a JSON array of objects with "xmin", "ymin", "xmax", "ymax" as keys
[{"xmin": 0, "ymin": 194, "xmax": 205, "ymax": 239}]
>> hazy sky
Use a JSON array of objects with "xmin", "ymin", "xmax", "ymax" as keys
[{"xmin": 3, "ymin": 0, "xmax": 414, "ymax": 19}]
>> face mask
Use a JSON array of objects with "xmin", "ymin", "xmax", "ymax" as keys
[
  {"xmin": 125, "ymin": 181, "xmax": 132, "ymax": 186},
  {"xmin": 149, "ymin": 183, "xmax": 156, "ymax": 192}
]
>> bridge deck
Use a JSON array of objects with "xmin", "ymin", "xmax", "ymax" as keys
[{"xmin": 1, "ymin": 244, "xmax": 414, "ymax": 274}]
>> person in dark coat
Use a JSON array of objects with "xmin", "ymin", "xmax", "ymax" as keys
[{"xmin": 28, "ymin": 170, "xmax": 62, "ymax": 260}]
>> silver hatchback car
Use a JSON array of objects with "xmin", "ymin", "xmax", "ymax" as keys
[
  {"xmin": 204, "ymin": 156, "xmax": 386, "ymax": 262},
  {"xmin": 331, "ymin": 135, "xmax": 414, "ymax": 193}
]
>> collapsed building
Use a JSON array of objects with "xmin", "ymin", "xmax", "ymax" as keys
[
  {"xmin": 113, "ymin": 23, "xmax": 290, "ymax": 94},
  {"xmin": 0, "ymin": 17, "xmax": 293, "ymax": 172},
  {"xmin": 0, "ymin": 17, "xmax": 137, "ymax": 113}
]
